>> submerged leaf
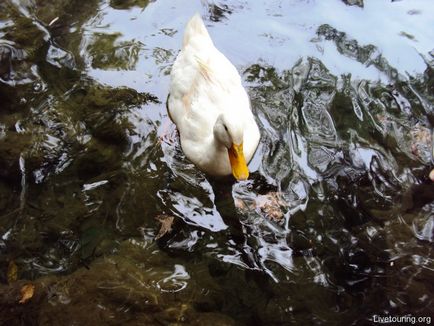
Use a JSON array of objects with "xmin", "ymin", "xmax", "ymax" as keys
[
  {"xmin": 256, "ymin": 192, "xmax": 289, "ymax": 222},
  {"xmin": 430, "ymin": 169, "xmax": 434, "ymax": 182},
  {"xmin": 7, "ymin": 260, "xmax": 18, "ymax": 284},
  {"xmin": 236, "ymin": 192, "xmax": 289, "ymax": 222},
  {"xmin": 19, "ymin": 284, "xmax": 35, "ymax": 304},
  {"xmin": 155, "ymin": 215, "xmax": 175, "ymax": 240}
]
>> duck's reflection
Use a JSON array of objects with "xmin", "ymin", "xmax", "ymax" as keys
[{"xmin": 209, "ymin": 172, "xmax": 279, "ymax": 270}]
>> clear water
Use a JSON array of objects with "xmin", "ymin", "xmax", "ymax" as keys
[{"xmin": 0, "ymin": 0, "xmax": 433, "ymax": 324}]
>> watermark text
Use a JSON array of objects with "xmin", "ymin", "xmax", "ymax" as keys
[{"xmin": 373, "ymin": 315, "xmax": 431, "ymax": 325}]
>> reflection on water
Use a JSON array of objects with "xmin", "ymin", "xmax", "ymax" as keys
[{"xmin": 0, "ymin": 0, "xmax": 433, "ymax": 324}]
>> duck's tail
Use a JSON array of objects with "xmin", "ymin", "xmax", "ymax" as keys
[{"xmin": 183, "ymin": 13, "xmax": 213, "ymax": 48}]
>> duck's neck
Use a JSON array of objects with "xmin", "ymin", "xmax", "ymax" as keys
[{"xmin": 200, "ymin": 136, "xmax": 230, "ymax": 176}]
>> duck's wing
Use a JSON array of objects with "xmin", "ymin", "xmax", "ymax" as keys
[
  {"xmin": 168, "ymin": 15, "xmax": 250, "ymax": 136},
  {"xmin": 169, "ymin": 16, "xmax": 217, "ymax": 131}
]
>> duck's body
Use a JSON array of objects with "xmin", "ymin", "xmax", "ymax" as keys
[{"xmin": 168, "ymin": 14, "xmax": 260, "ymax": 180}]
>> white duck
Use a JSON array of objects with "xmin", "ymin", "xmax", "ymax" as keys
[{"xmin": 168, "ymin": 14, "xmax": 260, "ymax": 181}]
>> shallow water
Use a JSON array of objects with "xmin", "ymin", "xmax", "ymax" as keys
[{"xmin": 0, "ymin": 0, "xmax": 433, "ymax": 324}]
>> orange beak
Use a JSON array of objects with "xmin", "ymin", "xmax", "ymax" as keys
[{"xmin": 228, "ymin": 143, "xmax": 249, "ymax": 181}]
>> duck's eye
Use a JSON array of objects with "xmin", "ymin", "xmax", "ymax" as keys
[{"xmin": 224, "ymin": 125, "xmax": 228, "ymax": 131}]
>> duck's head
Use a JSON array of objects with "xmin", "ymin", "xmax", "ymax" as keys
[{"xmin": 214, "ymin": 113, "xmax": 249, "ymax": 181}]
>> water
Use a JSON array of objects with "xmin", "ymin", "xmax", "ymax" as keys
[{"xmin": 0, "ymin": 0, "xmax": 433, "ymax": 324}]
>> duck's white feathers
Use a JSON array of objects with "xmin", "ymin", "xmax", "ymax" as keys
[
  {"xmin": 182, "ymin": 13, "xmax": 213, "ymax": 48},
  {"xmin": 168, "ymin": 14, "xmax": 260, "ymax": 176}
]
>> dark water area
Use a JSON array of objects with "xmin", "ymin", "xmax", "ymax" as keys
[{"xmin": 0, "ymin": 0, "xmax": 433, "ymax": 324}]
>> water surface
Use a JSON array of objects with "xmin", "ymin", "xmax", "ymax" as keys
[{"xmin": 0, "ymin": 0, "xmax": 433, "ymax": 324}]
